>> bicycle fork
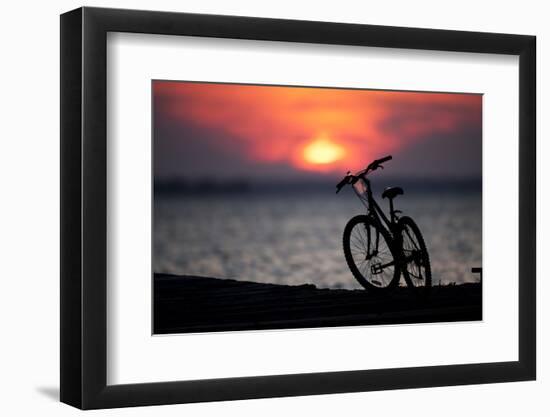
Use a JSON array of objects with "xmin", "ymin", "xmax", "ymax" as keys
[
  {"xmin": 363, "ymin": 223, "xmax": 389, "ymax": 277},
  {"xmin": 364, "ymin": 223, "xmax": 379, "ymax": 261}
]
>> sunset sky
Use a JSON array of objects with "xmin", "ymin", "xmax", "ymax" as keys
[{"xmin": 153, "ymin": 81, "xmax": 482, "ymax": 182}]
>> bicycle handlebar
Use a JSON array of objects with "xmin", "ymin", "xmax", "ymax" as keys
[
  {"xmin": 375, "ymin": 155, "xmax": 392, "ymax": 165},
  {"xmin": 368, "ymin": 155, "xmax": 392, "ymax": 171},
  {"xmin": 335, "ymin": 177, "xmax": 349, "ymax": 193},
  {"xmin": 335, "ymin": 155, "xmax": 393, "ymax": 193}
]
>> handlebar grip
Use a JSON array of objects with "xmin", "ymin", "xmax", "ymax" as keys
[
  {"xmin": 366, "ymin": 155, "xmax": 392, "ymax": 172},
  {"xmin": 336, "ymin": 177, "xmax": 348, "ymax": 193}
]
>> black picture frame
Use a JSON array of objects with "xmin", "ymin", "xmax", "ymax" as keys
[{"xmin": 60, "ymin": 6, "xmax": 536, "ymax": 410}]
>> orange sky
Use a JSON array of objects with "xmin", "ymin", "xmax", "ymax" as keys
[{"xmin": 153, "ymin": 81, "xmax": 482, "ymax": 179}]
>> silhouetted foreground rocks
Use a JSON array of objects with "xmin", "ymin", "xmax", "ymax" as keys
[{"xmin": 154, "ymin": 273, "xmax": 482, "ymax": 334}]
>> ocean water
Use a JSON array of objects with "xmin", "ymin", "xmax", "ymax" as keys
[{"xmin": 153, "ymin": 188, "xmax": 482, "ymax": 289}]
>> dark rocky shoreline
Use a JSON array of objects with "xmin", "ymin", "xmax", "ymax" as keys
[{"xmin": 154, "ymin": 273, "xmax": 482, "ymax": 334}]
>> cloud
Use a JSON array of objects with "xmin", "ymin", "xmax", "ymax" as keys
[{"xmin": 153, "ymin": 81, "xmax": 481, "ymax": 178}]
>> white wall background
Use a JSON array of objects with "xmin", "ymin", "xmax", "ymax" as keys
[{"xmin": 0, "ymin": 0, "xmax": 545, "ymax": 415}]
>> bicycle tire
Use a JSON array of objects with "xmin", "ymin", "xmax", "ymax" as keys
[
  {"xmin": 342, "ymin": 215, "xmax": 400, "ymax": 291},
  {"xmin": 397, "ymin": 216, "xmax": 432, "ymax": 293}
]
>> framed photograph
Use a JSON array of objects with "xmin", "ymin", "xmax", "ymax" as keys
[{"xmin": 60, "ymin": 6, "xmax": 536, "ymax": 409}]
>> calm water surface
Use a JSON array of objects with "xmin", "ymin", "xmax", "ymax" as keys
[{"xmin": 154, "ymin": 189, "xmax": 481, "ymax": 289}]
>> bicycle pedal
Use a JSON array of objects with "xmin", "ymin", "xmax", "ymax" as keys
[{"xmin": 371, "ymin": 263, "xmax": 383, "ymax": 275}]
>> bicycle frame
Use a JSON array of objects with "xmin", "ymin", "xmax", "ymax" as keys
[
  {"xmin": 350, "ymin": 175, "xmax": 403, "ymax": 276},
  {"xmin": 355, "ymin": 175, "xmax": 398, "ymax": 236},
  {"xmin": 358, "ymin": 176, "xmax": 425, "ymax": 275}
]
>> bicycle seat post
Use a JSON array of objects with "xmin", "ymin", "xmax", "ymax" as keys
[{"xmin": 381, "ymin": 186, "xmax": 404, "ymax": 224}]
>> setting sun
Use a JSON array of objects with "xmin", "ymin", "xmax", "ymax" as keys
[
  {"xmin": 153, "ymin": 81, "xmax": 482, "ymax": 178},
  {"xmin": 303, "ymin": 138, "xmax": 346, "ymax": 165}
]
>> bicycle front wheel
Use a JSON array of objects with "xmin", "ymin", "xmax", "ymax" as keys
[
  {"xmin": 343, "ymin": 215, "xmax": 400, "ymax": 291},
  {"xmin": 398, "ymin": 216, "xmax": 432, "ymax": 293}
]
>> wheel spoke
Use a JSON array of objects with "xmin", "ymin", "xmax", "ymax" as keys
[
  {"xmin": 399, "ymin": 222, "xmax": 430, "ymax": 288},
  {"xmin": 346, "ymin": 219, "xmax": 395, "ymax": 289}
]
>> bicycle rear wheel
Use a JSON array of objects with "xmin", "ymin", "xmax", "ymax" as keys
[
  {"xmin": 398, "ymin": 216, "xmax": 432, "ymax": 293},
  {"xmin": 343, "ymin": 215, "xmax": 400, "ymax": 291}
]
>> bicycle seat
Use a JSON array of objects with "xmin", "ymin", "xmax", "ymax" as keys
[{"xmin": 382, "ymin": 186, "xmax": 403, "ymax": 200}]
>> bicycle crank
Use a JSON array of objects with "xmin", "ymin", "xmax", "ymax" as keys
[{"xmin": 371, "ymin": 259, "xmax": 396, "ymax": 275}]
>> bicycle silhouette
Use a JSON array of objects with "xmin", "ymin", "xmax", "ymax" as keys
[{"xmin": 336, "ymin": 156, "xmax": 431, "ymax": 293}]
